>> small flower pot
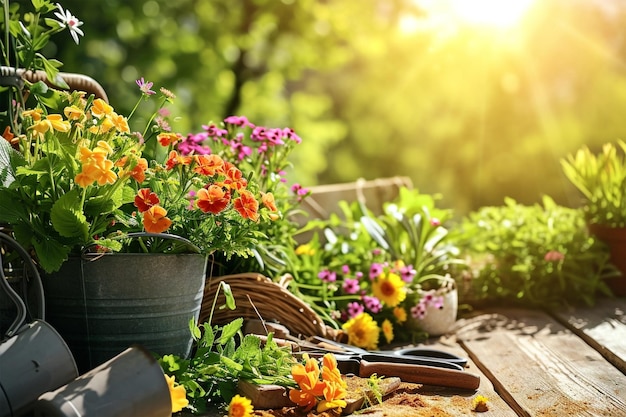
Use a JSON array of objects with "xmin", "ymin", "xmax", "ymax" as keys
[
  {"xmin": 413, "ymin": 279, "xmax": 458, "ymax": 336},
  {"xmin": 588, "ymin": 223, "xmax": 626, "ymax": 297}
]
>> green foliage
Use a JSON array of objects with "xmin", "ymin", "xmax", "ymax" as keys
[
  {"xmin": 454, "ymin": 196, "xmax": 617, "ymax": 307},
  {"xmin": 561, "ymin": 140, "xmax": 626, "ymax": 227},
  {"xmin": 361, "ymin": 187, "xmax": 465, "ymax": 289},
  {"xmin": 159, "ymin": 282, "xmax": 297, "ymax": 414}
]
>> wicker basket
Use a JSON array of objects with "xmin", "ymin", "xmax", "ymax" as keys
[{"xmin": 200, "ymin": 273, "xmax": 327, "ymax": 338}]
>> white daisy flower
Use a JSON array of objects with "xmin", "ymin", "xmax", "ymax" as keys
[{"xmin": 54, "ymin": 3, "xmax": 84, "ymax": 44}]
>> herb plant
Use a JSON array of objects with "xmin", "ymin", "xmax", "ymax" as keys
[{"xmin": 158, "ymin": 282, "xmax": 297, "ymax": 414}]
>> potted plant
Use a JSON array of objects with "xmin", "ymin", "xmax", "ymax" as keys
[
  {"xmin": 285, "ymin": 187, "xmax": 466, "ymax": 347},
  {"xmin": 0, "ymin": 0, "xmax": 304, "ymax": 372},
  {"xmin": 561, "ymin": 141, "xmax": 626, "ymax": 296},
  {"xmin": 452, "ymin": 196, "xmax": 617, "ymax": 307}
]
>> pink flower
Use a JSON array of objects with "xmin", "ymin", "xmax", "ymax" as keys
[
  {"xmin": 347, "ymin": 302, "xmax": 364, "ymax": 318},
  {"xmin": 318, "ymin": 269, "xmax": 337, "ymax": 283},
  {"xmin": 544, "ymin": 250, "xmax": 565, "ymax": 262},
  {"xmin": 342, "ymin": 278, "xmax": 360, "ymax": 294},
  {"xmin": 135, "ymin": 78, "xmax": 155, "ymax": 96}
]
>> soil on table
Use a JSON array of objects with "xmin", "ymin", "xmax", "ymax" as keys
[{"xmin": 252, "ymin": 380, "xmax": 477, "ymax": 417}]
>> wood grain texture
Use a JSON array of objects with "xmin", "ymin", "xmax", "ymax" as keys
[
  {"xmin": 550, "ymin": 297, "xmax": 626, "ymax": 374},
  {"xmin": 455, "ymin": 308, "xmax": 626, "ymax": 416}
]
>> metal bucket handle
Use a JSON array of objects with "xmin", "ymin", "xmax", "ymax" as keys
[
  {"xmin": 81, "ymin": 232, "xmax": 202, "ymax": 258},
  {"xmin": 0, "ymin": 231, "xmax": 45, "ymax": 339}
]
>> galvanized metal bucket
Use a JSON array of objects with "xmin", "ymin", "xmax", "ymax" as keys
[
  {"xmin": 0, "ymin": 232, "xmax": 78, "ymax": 417},
  {"xmin": 33, "ymin": 345, "xmax": 172, "ymax": 417},
  {"xmin": 43, "ymin": 233, "xmax": 208, "ymax": 373}
]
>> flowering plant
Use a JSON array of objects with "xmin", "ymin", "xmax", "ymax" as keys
[
  {"xmin": 289, "ymin": 353, "xmax": 347, "ymax": 413},
  {"xmin": 0, "ymin": 1, "xmax": 305, "ymax": 274},
  {"xmin": 286, "ymin": 188, "xmax": 465, "ymax": 349}
]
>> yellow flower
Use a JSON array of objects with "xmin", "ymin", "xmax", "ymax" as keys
[
  {"xmin": 64, "ymin": 105, "xmax": 84, "ymax": 120},
  {"xmin": 381, "ymin": 319, "xmax": 394, "ymax": 344},
  {"xmin": 295, "ymin": 243, "xmax": 315, "ymax": 256},
  {"xmin": 472, "ymin": 395, "xmax": 489, "ymax": 412},
  {"xmin": 228, "ymin": 394, "xmax": 254, "ymax": 417},
  {"xmin": 90, "ymin": 98, "xmax": 113, "ymax": 118},
  {"xmin": 393, "ymin": 306, "xmax": 407, "ymax": 323},
  {"xmin": 342, "ymin": 312, "xmax": 380, "ymax": 350},
  {"xmin": 164, "ymin": 374, "xmax": 188, "ymax": 413},
  {"xmin": 372, "ymin": 272, "xmax": 406, "ymax": 307}
]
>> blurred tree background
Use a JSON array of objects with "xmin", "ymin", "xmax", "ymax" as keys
[{"xmin": 47, "ymin": 0, "xmax": 626, "ymax": 216}]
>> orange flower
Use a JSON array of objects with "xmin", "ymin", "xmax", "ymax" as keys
[
  {"xmin": 74, "ymin": 163, "xmax": 101, "ymax": 187},
  {"xmin": 129, "ymin": 157, "xmax": 148, "ymax": 183},
  {"xmin": 261, "ymin": 192, "xmax": 278, "ymax": 212},
  {"xmin": 289, "ymin": 354, "xmax": 326, "ymax": 411},
  {"xmin": 194, "ymin": 154, "xmax": 225, "ymax": 176},
  {"xmin": 157, "ymin": 132, "xmax": 180, "ymax": 147},
  {"xmin": 223, "ymin": 161, "xmax": 247, "ymax": 191},
  {"xmin": 134, "ymin": 188, "xmax": 160, "ymax": 213},
  {"xmin": 143, "ymin": 205, "xmax": 172, "ymax": 233},
  {"xmin": 166, "ymin": 150, "xmax": 192, "ymax": 170},
  {"xmin": 233, "ymin": 190, "xmax": 259, "ymax": 221},
  {"xmin": 2, "ymin": 126, "xmax": 14, "ymax": 142},
  {"xmin": 196, "ymin": 185, "xmax": 231, "ymax": 214},
  {"xmin": 94, "ymin": 159, "xmax": 117, "ymax": 185}
]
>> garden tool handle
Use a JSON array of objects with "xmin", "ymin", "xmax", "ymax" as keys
[{"xmin": 359, "ymin": 359, "xmax": 480, "ymax": 391}]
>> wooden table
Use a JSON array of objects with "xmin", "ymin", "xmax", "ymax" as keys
[
  {"xmin": 405, "ymin": 296, "xmax": 626, "ymax": 416},
  {"xmin": 187, "ymin": 296, "xmax": 626, "ymax": 416}
]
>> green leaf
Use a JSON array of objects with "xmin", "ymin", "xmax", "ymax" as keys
[
  {"xmin": 50, "ymin": 189, "xmax": 89, "ymax": 240},
  {"xmin": 41, "ymin": 57, "xmax": 69, "ymax": 89},
  {"xmin": 218, "ymin": 317, "xmax": 243, "ymax": 345},
  {"xmin": 0, "ymin": 189, "xmax": 26, "ymax": 223},
  {"xmin": 221, "ymin": 282, "xmax": 236, "ymax": 310},
  {"xmin": 0, "ymin": 139, "xmax": 21, "ymax": 187},
  {"xmin": 32, "ymin": 234, "xmax": 71, "ymax": 273},
  {"xmin": 190, "ymin": 317, "xmax": 202, "ymax": 340}
]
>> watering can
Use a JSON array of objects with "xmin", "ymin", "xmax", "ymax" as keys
[
  {"xmin": 33, "ymin": 345, "xmax": 173, "ymax": 417},
  {"xmin": 0, "ymin": 232, "xmax": 78, "ymax": 417}
]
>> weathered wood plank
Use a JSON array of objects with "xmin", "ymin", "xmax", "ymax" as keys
[
  {"xmin": 455, "ymin": 309, "xmax": 626, "ymax": 416},
  {"xmin": 402, "ymin": 339, "xmax": 518, "ymax": 416},
  {"xmin": 550, "ymin": 297, "xmax": 626, "ymax": 374}
]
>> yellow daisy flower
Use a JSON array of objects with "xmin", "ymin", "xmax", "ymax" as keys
[
  {"xmin": 342, "ymin": 312, "xmax": 380, "ymax": 350},
  {"xmin": 472, "ymin": 395, "xmax": 489, "ymax": 412},
  {"xmin": 228, "ymin": 394, "xmax": 254, "ymax": 417},
  {"xmin": 372, "ymin": 272, "xmax": 406, "ymax": 307}
]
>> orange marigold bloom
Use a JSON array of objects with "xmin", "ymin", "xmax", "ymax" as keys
[
  {"xmin": 134, "ymin": 188, "xmax": 160, "ymax": 213},
  {"xmin": 233, "ymin": 190, "xmax": 259, "ymax": 221},
  {"xmin": 194, "ymin": 154, "xmax": 224, "ymax": 176},
  {"xmin": 261, "ymin": 192, "xmax": 278, "ymax": 212},
  {"xmin": 143, "ymin": 205, "xmax": 172, "ymax": 233},
  {"xmin": 196, "ymin": 185, "xmax": 231, "ymax": 214}
]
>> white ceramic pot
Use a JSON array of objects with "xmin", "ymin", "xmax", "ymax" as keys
[{"xmin": 414, "ymin": 278, "xmax": 458, "ymax": 336}]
